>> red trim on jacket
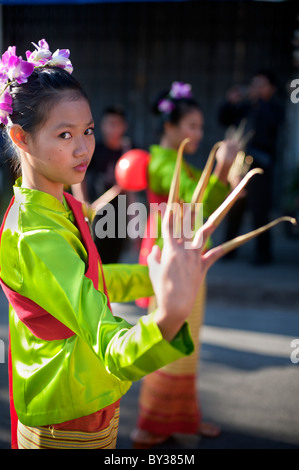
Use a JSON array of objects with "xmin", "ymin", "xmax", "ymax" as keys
[{"xmin": 0, "ymin": 192, "xmax": 112, "ymax": 448}]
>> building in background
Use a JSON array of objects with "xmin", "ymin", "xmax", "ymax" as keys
[{"xmin": 0, "ymin": 0, "xmax": 298, "ymax": 217}]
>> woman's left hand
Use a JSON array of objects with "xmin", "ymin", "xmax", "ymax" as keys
[{"xmin": 213, "ymin": 122, "xmax": 252, "ymax": 185}]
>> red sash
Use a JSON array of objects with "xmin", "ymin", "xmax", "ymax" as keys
[{"xmin": 0, "ymin": 192, "xmax": 111, "ymax": 448}]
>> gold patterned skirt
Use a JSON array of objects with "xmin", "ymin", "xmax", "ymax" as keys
[
  {"xmin": 17, "ymin": 404, "xmax": 120, "ymax": 449},
  {"xmin": 136, "ymin": 280, "xmax": 206, "ymax": 435}
]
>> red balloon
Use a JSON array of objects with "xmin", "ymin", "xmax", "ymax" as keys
[{"xmin": 115, "ymin": 149, "xmax": 150, "ymax": 191}]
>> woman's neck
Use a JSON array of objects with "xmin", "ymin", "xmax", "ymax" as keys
[
  {"xmin": 159, "ymin": 135, "xmax": 177, "ymax": 150},
  {"xmin": 21, "ymin": 172, "xmax": 64, "ymax": 203}
]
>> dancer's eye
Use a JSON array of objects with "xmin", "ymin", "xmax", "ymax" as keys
[
  {"xmin": 59, "ymin": 132, "xmax": 72, "ymax": 140},
  {"xmin": 85, "ymin": 127, "xmax": 94, "ymax": 136}
]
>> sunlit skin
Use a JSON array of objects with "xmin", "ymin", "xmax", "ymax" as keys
[{"xmin": 9, "ymin": 94, "xmax": 95, "ymax": 203}]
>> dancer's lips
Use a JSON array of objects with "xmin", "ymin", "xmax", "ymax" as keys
[{"xmin": 74, "ymin": 161, "xmax": 89, "ymax": 172}]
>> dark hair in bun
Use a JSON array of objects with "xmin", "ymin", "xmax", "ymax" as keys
[
  {"xmin": 151, "ymin": 82, "xmax": 201, "ymax": 135},
  {"xmin": 7, "ymin": 65, "xmax": 88, "ymax": 175}
]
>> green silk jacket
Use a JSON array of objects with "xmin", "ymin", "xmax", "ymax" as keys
[
  {"xmin": 0, "ymin": 180, "xmax": 194, "ymax": 427},
  {"xmin": 148, "ymin": 145, "xmax": 229, "ymax": 217},
  {"xmin": 138, "ymin": 145, "xmax": 230, "ymax": 260}
]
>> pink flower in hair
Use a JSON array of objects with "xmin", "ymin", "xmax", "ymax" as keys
[
  {"xmin": 158, "ymin": 99, "xmax": 175, "ymax": 114},
  {"xmin": 0, "ymin": 38, "xmax": 73, "ymax": 125},
  {"xmin": 26, "ymin": 39, "xmax": 52, "ymax": 65},
  {"xmin": 2, "ymin": 46, "xmax": 17, "ymax": 66},
  {"xmin": 49, "ymin": 49, "xmax": 73, "ymax": 73},
  {"xmin": 169, "ymin": 81, "xmax": 193, "ymax": 99},
  {"xmin": 0, "ymin": 89, "xmax": 13, "ymax": 125},
  {"xmin": 7, "ymin": 55, "xmax": 34, "ymax": 84}
]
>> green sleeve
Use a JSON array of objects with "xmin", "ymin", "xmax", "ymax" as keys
[
  {"xmin": 149, "ymin": 156, "xmax": 229, "ymax": 218},
  {"xmin": 102, "ymin": 263, "xmax": 154, "ymax": 303},
  {"xmin": 200, "ymin": 173, "xmax": 230, "ymax": 218},
  {"xmin": 104, "ymin": 313, "xmax": 194, "ymax": 381},
  {"xmin": 10, "ymin": 230, "xmax": 193, "ymax": 381}
]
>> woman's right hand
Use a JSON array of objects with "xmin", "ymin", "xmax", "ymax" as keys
[{"xmin": 148, "ymin": 208, "xmax": 223, "ymax": 342}]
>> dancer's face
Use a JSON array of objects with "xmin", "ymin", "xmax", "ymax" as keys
[
  {"xmin": 165, "ymin": 109, "xmax": 204, "ymax": 154},
  {"xmin": 16, "ymin": 94, "xmax": 95, "ymax": 196}
]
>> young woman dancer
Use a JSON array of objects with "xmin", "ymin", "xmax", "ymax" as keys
[
  {"xmin": 132, "ymin": 81, "xmax": 239, "ymax": 447},
  {"xmin": 0, "ymin": 41, "xmax": 225, "ymax": 449}
]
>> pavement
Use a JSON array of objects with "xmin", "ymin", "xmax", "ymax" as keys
[
  {"xmin": 116, "ymin": 219, "xmax": 299, "ymax": 450},
  {"xmin": 0, "ymin": 215, "xmax": 299, "ymax": 450}
]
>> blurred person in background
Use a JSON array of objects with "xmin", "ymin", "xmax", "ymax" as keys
[
  {"xmin": 131, "ymin": 81, "xmax": 240, "ymax": 448},
  {"xmin": 218, "ymin": 70, "xmax": 285, "ymax": 265},
  {"xmin": 72, "ymin": 105, "xmax": 132, "ymax": 263}
]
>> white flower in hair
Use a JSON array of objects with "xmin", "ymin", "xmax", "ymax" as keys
[
  {"xmin": 26, "ymin": 39, "xmax": 52, "ymax": 65},
  {"xmin": 50, "ymin": 49, "xmax": 73, "ymax": 74}
]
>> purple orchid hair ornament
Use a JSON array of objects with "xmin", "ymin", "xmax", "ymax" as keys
[
  {"xmin": 0, "ymin": 91, "xmax": 13, "ymax": 126},
  {"xmin": 158, "ymin": 99, "xmax": 175, "ymax": 114},
  {"xmin": 169, "ymin": 81, "xmax": 193, "ymax": 100},
  {"xmin": 0, "ymin": 39, "xmax": 73, "ymax": 125},
  {"xmin": 157, "ymin": 81, "xmax": 193, "ymax": 115}
]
